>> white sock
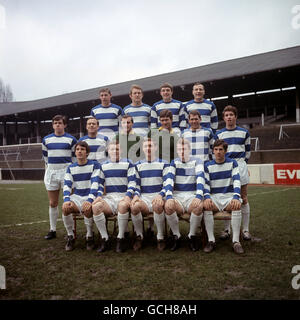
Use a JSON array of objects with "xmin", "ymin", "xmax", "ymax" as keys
[
  {"xmin": 84, "ymin": 216, "xmax": 93, "ymax": 238},
  {"xmin": 117, "ymin": 212, "xmax": 129, "ymax": 239},
  {"xmin": 131, "ymin": 212, "xmax": 144, "ymax": 239},
  {"xmin": 223, "ymin": 220, "xmax": 231, "ymax": 234},
  {"xmin": 154, "ymin": 212, "xmax": 165, "ymax": 240},
  {"xmin": 204, "ymin": 211, "xmax": 215, "ymax": 242},
  {"xmin": 241, "ymin": 203, "xmax": 250, "ymax": 232},
  {"xmin": 231, "ymin": 210, "xmax": 242, "ymax": 243},
  {"xmin": 93, "ymin": 213, "xmax": 109, "ymax": 240},
  {"xmin": 49, "ymin": 206, "xmax": 59, "ymax": 231},
  {"xmin": 62, "ymin": 214, "xmax": 74, "ymax": 237},
  {"xmin": 165, "ymin": 212, "xmax": 181, "ymax": 238},
  {"xmin": 188, "ymin": 212, "xmax": 202, "ymax": 238}
]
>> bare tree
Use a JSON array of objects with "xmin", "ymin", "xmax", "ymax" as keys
[{"xmin": 0, "ymin": 78, "xmax": 14, "ymax": 102}]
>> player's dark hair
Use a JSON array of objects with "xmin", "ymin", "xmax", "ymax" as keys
[
  {"xmin": 188, "ymin": 110, "xmax": 201, "ymax": 119},
  {"xmin": 159, "ymin": 109, "xmax": 173, "ymax": 120},
  {"xmin": 222, "ymin": 105, "xmax": 238, "ymax": 118},
  {"xmin": 213, "ymin": 139, "xmax": 228, "ymax": 152},
  {"xmin": 75, "ymin": 141, "xmax": 90, "ymax": 155},
  {"xmin": 52, "ymin": 114, "xmax": 67, "ymax": 125},
  {"xmin": 121, "ymin": 114, "xmax": 133, "ymax": 123},
  {"xmin": 160, "ymin": 82, "xmax": 173, "ymax": 92}
]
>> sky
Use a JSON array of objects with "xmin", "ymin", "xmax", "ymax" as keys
[{"xmin": 0, "ymin": 0, "xmax": 300, "ymax": 102}]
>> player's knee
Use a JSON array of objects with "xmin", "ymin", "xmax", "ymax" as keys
[
  {"xmin": 130, "ymin": 204, "xmax": 139, "ymax": 215},
  {"xmin": 49, "ymin": 200, "xmax": 59, "ymax": 208},
  {"xmin": 131, "ymin": 201, "xmax": 142, "ymax": 215},
  {"xmin": 62, "ymin": 205, "xmax": 72, "ymax": 216},
  {"xmin": 92, "ymin": 202, "xmax": 103, "ymax": 216},
  {"xmin": 164, "ymin": 208, "xmax": 173, "ymax": 215},
  {"xmin": 153, "ymin": 204, "xmax": 163, "ymax": 214},
  {"xmin": 83, "ymin": 209, "xmax": 92, "ymax": 218},
  {"xmin": 241, "ymin": 195, "xmax": 248, "ymax": 205},
  {"xmin": 191, "ymin": 207, "xmax": 202, "ymax": 216},
  {"xmin": 118, "ymin": 201, "xmax": 130, "ymax": 214},
  {"xmin": 203, "ymin": 203, "xmax": 210, "ymax": 211}
]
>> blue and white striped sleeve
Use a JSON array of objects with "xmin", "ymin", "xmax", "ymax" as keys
[
  {"xmin": 63, "ymin": 165, "xmax": 73, "ymax": 202},
  {"xmin": 134, "ymin": 164, "xmax": 141, "ymax": 197},
  {"xmin": 126, "ymin": 162, "xmax": 137, "ymax": 198},
  {"xmin": 159, "ymin": 163, "xmax": 170, "ymax": 198},
  {"xmin": 71, "ymin": 137, "xmax": 77, "ymax": 163},
  {"xmin": 195, "ymin": 161, "xmax": 205, "ymax": 200},
  {"xmin": 203, "ymin": 163, "xmax": 211, "ymax": 200},
  {"xmin": 165, "ymin": 161, "xmax": 176, "ymax": 200},
  {"xmin": 232, "ymin": 160, "xmax": 241, "ymax": 200},
  {"xmin": 87, "ymin": 162, "xmax": 101, "ymax": 203},
  {"xmin": 96, "ymin": 166, "xmax": 105, "ymax": 198},
  {"xmin": 150, "ymin": 105, "xmax": 158, "ymax": 129},
  {"xmin": 209, "ymin": 130, "xmax": 215, "ymax": 160},
  {"xmin": 179, "ymin": 103, "xmax": 188, "ymax": 132},
  {"xmin": 210, "ymin": 102, "xmax": 218, "ymax": 133},
  {"xmin": 42, "ymin": 139, "xmax": 48, "ymax": 165},
  {"xmin": 245, "ymin": 131, "xmax": 251, "ymax": 163}
]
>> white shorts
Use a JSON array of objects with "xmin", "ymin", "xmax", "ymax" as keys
[
  {"xmin": 237, "ymin": 160, "xmax": 249, "ymax": 186},
  {"xmin": 140, "ymin": 194, "xmax": 155, "ymax": 213},
  {"xmin": 70, "ymin": 194, "xmax": 88, "ymax": 214},
  {"xmin": 211, "ymin": 194, "xmax": 242, "ymax": 211},
  {"xmin": 44, "ymin": 167, "xmax": 67, "ymax": 191},
  {"xmin": 173, "ymin": 193, "xmax": 195, "ymax": 212},
  {"xmin": 102, "ymin": 193, "xmax": 124, "ymax": 215}
]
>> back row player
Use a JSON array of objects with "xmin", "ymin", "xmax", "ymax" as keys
[{"xmin": 90, "ymin": 82, "xmax": 218, "ymax": 140}]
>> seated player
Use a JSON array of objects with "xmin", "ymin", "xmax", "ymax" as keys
[
  {"xmin": 164, "ymin": 138, "xmax": 205, "ymax": 251},
  {"xmin": 203, "ymin": 139, "xmax": 244, "ymax": 254},
  {"xmin": 130, "ymin": 138, "xmax": 169, "ymax": 251},
  {"xmin": 92, "ymin": 141, "xmax": 136, "ymax": 253},
  {"xmin": 79, "ymin": 117, "xmax": 108, "ymax": 163},
  {"xmin": 62, "ymin": 141, "xmax": 100, "ymax": 251}
]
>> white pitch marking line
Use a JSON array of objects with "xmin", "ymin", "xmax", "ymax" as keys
[{"xmin": 0, "ymin": 219, "xmax": 63, "ymax": 228}]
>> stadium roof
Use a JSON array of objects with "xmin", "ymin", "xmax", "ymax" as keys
[{"xmin": 1, "ymin": 45, "xmax": 300, "ymax": 121}]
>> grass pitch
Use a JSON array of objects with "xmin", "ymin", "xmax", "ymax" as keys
[{"xmin": 0, "ymin": 183, "xmax": 299, "ymax": 300}]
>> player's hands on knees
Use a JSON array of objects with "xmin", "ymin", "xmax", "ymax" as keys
[
  {"xmin": 191, "ymin": 198, "xmax": 203, "ymax": 212},
  {"xmin": 165, "ymin": 199, "xmax": 175, "ymax": 212},
  {"xmin": 204, "ymin": 199, "xmax": 214, "ymax": 211},
  {"xmin": 230, "ymin": 199, "xmax": 241, "ymax": 211},
  {"xmin": 82, "ymin": 201, "xmax": 92, "ymax": 213},
  {"xmin": 93, "ymin": 196, "xmax": 102, "ymax": 205},
  {"xmin": 152, "ymin": 194, "xmax": 163, "ymax": 207},
  {"xmin": 131, "ymin": 195, "xmax": 140, "ymax": 206},
  {"xmin": 122, "ymin": 196, "xmax": 131, "ymax": 206}
]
